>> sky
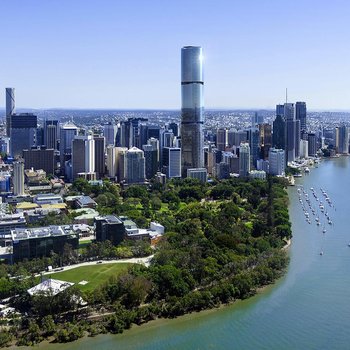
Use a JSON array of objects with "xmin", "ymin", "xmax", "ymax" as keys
[{"xmin": 1, "ymin": 0, "xmax": 350, "ymax": 110}]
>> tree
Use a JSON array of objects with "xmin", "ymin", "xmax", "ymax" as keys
[
  {"xmin": 41, "ymin": 315, "xmax": 56, "ymax": 336},
  {"xmin": 62, "ymin": 243, "xmax": 78, "ymax": 265}
]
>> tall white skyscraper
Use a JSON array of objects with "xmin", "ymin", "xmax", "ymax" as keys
[
  {"xmin": 13, "ymin": 161, "xmax": 25, "ymax": 196},
  {"xmin": 239, "ymin": 142, "xmax": 250, "ymax": 178},
  {"xmin": 6, "ymin": 88, "xmax": 15, "ymax": 137},
  {"xmin": 106, "ymin": 145, "xmax": 117, "ymax": 178},
  {"xmin": 300, "ymin": 140, "xmax": 309, "ymax": 159},
  {"xmin": 268, "ymin": 148, "xmax": 285, "ymax": 176},
  {"xmin": 72, "ymin": 135, "xmax": 95, "ymax": 180}
]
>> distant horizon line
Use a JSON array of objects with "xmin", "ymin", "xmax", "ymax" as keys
[{"xmin": 1, "ymin": 106, "xmax": 350, "ymax": 113}]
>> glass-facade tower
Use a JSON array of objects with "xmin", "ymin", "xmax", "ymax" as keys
[{"xmin": 181, "ymin": 46, "xmax": 204, "ymax": 177}]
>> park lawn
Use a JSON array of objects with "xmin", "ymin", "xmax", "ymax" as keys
[{"xmin": 49, "ymin": 263, "xmax": 131, "ymax": 292}]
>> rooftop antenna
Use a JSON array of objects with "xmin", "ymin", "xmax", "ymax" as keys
[{"xmin": 285, "ymin": 88, "xmax": 288, "ymax": 104}]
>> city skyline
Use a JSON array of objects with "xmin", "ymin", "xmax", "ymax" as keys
[{"xmin": 1, "ymin": 1, "xmax": 350, "ymax": 110}]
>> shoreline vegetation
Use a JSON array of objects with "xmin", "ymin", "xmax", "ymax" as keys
[{"xmin": 0, "ymin": 176, "xmax": 292, "ymax": 348}]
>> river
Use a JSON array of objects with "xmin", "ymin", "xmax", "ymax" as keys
[{"xmin": 36, "ymin": 157, "xmax": 350, "ymax": 350}]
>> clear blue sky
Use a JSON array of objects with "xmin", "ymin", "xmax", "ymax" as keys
[{"xmin": 1, "ymin": 0, "xmax": 350, "ymax": 110}]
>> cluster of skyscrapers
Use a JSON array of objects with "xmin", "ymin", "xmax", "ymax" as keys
[{"xmin": 2, "ymin": 45, "xmax": 350, "ymax": 193}]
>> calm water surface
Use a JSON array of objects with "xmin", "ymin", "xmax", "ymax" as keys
[{"xmin": 41, "ymin": 157, "xmax": 350, "ymax": 350}]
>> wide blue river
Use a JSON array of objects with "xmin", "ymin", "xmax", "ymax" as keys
[{"xmin": 41, "ymin": 157, "xmax": 350, "ymax": 350}]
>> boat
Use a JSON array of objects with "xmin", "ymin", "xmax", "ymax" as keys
[
  {"xmin": 304, "ymin": 167, "xmax": 310, "ymax": 173},
  {"xmin": 320, "ymin": 251, "xmax": 324, "ymax": 256},
  {"xmin": 323, "ymin": 228, "xmax": 326, "ymax": 233}
]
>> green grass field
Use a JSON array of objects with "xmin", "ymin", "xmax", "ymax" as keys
[{"xmin": 47, "ymin": 263, "xmax": 131, "ymax": 292}]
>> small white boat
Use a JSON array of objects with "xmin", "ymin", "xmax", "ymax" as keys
[{"xmin": 320, "ymin": 251, "xmax": 324, "ymax": 256}]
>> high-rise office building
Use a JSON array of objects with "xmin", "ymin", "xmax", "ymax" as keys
[
  {"xmin": 6, "ymin": 88, "xmax": 15, "ymax": 137},
  {"xmin": 106, "ymin": 146, "xmax": 117, "ymax": 178},
  {"xmin": 295, "ymin": 119, "xmax": 301, "ymax": 159},
  {"xmin": 59, "ymin": 122, "xmax": 78, "ymax": 175},
  {"xmin": 239, "ymin": 142, "xmax": 250, "ymax": 177},
  {"xmin": 187, "ymin": 168, "xmax": 207, "ymax": 182},
  {"xmin": 276, "ymin": 104, "xmax": 284, "ymax": 118},
  {"xmin": 300, "ymin": 140, "xmax": 309, "ymax": 159},
  {"xmin": 216, "ymin": 128, "xmax": 227, "ymax": 151},
  {"xmin": 216, "ymin": 162, "xmax": 230, "ymax": 180},
  {"xmin": 306, "ymin": 133, "xmax": 317, "ymax": 157},
  {"xmin": 115, "ymin": 147, "xmax": 128, "ymax": 182},
  {"xmin": 103, "ymin": 123, "xmax": 118, "ymax": 146},
  {"xmin": 284, "ymin": 103, "xmax": 295, "ymax": 162},
  {"xmin": 23, "ymin": 147, "xmax": 55, "ymax": 175},
  {"xmin": 251, "ymin": 112, "xmax": 264, "ymax": 127},
  {"xmin": 44, "ymin": 120, "xmax": 59, "ymax": 150},
  {"xmin": 247, "ymin": 128, "xmax": 260, "ymax": 168},
  {"xmin": 36, "ymin": 127, "xmax": 44, "ymax": 147},
  {"xmin": 10, "ymin": 113, "xmax": 37, "ymax": 158},
  {"xmin": 168, "ymin": 122, "xmax": 179, "ymax": 137},
  {"xmin": 296, "ymin": 102, "xmax": 307, "ymax": 133},
  {"xmin": 94, "ymin": 136, "xmax": 105, "ymax": 179},
  {"xmin": 148, "ymin": 137, "xmax": 159, "ymax": 163},
  {"xmin": 162, "ymin": 147, "xmax": 181, "ymax": 178},
  {"xmin": 181, "ymin": 46, "xmax": 204, "ymax": 176},
  {"xmin": 72, "ymin": 135, "xmax": 95, "ymax": 180},
  {"xmin": 143, "ymin": 144, "xmax": 158, "ymax": 180},
  {"xmin": 272, "ymin": 115, "xmax": 286, "ymax": 150},
  {"xmin": 117, "ymin": 118, "xmax": 148, "ymax": 148},
  {"xmin": 268, "ymin": 148, "xmax": 285, "ymax": 176},
  {"xmin": 13, "ymin": 160, "xmax": 25, "ymax": 196},
  {"xmin": 259, "ymin": 124, "xmax": 272, "ymax": 159},
  {"xmin": 222, "ymin": 152, "xmax": 239, "ymax": 173},
  {"xmin": 161, "ymin": 130, "xmax": 174, "ymax": 149},
  {"xmin": 229, "ymin": 130, "xmax": 247, "ymax": 147},
  {"xmin": 0, "ymin": 137, "xmax": 10, "ymax": 154},
  {"xmin": 227, "ymin": 129, "xmax": 236, "ymax": 148},
  {"xmin": 338, "ymin": 126, "xmax": 349, "ymax": 155},
  {"xmin": 125, "ymin": 147, "xmax": 145, "ymax": 184}
]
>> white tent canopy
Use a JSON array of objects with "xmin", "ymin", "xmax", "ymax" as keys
[{"xmin": 27, "ymin": 278, "xmax": 74, "ymax": 296}]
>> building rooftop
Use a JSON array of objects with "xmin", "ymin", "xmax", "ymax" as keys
[
  {"xmin": 76, "ymin": 196, "xmax": 97, "ymax": 206},
  {"xmin": 41, "ymin": 203, "xmax": 67, "ymax": 210},
  {"xmin": 96, "ymin": 215, "xmax": 123, "ymax": 224},
  {"xmin": 74, "ymin": 208, "xmax": 99, "ymax": 220},
  {"xmin": 11, "ymin": 225, "xmax": 76, "ymax": 241},
  {"xmin": 16, "ymin": 202, "xmax": 39, "ymax": 210},
  {"xmin": 34, "ymin": 193, "xmax": 62, "ymax": 200}
]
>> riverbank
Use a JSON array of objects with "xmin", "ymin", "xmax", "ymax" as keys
[
  {"xmin": 16, "ymin": 156, "xmax": 350, "ymax": 350},
  {"xmin": 2, "ymin": 178, "xmax": 292, "ymax": 348},
  {"xmin": 16, "ymin": 274, "xmax": 286, "ymax": 350}
]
